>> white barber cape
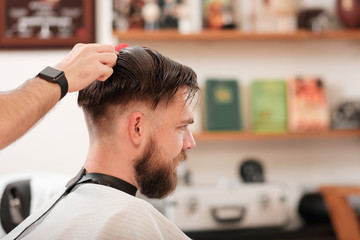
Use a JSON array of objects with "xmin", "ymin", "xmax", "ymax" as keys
[{"xmin": 2, "ymin": 184, "xmax": 191, "ymax": 240}]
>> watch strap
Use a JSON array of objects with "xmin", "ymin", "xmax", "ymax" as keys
[
  {"xmin": 37, "ymin": 66, "xmax": 68, "ymax": 101},
  {"xmin": 57, "ymin": 73, "xmax": 68, "ymax": 100}
]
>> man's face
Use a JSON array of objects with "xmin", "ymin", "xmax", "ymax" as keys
[{"xmin": 134, "ymin": 87, "xmax": 196, "ymax": 199}]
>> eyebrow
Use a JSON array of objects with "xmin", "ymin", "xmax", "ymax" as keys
[{"xmin": 179, "ymin": 118, "xmax": 194, "ymax": 125}]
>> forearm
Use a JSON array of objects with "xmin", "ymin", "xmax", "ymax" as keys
[
  {"xmin": 0, "ymin": 77, "xmax": 60, "ymax": 150},
  {"xmin": 0, "ymin": 43, "xmax": 117, "ymax": 150}
]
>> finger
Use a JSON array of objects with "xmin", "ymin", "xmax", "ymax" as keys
[
  {"xmin": 94, "ymin": 43, "xmax": 117, "ymax": 53},
  {"xmin": 97, "ymin": 65, "xmax": 114, "ymax": 81},
  {"xmin": 99, "ymin": 52, "xmax": 117, "ymax": 68}
]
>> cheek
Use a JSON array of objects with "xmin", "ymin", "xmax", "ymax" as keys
[
  {"xmin": 156, "ymin": 126, "xmax": 185, "ymax": 156},
  {"xmin": 165, "ymin": 132, "xmax": 184, "ymax": 155},
  {"xmin": 175, "ymin": 131, "xmax": 186, "ymax": 149}
]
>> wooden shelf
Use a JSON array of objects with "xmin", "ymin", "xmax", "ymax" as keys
[
  {"xmin": 193, "ymin": 129, "xmax": 360, "ymax": 142},
  {"xmin": 114, "ymin": 29, "xmax": 360, "ymax": 41}
]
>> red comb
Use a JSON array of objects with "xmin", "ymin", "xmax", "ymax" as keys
[{"xmin": 115, "ymin": 43, "xmax": 129, "ymax": 51}]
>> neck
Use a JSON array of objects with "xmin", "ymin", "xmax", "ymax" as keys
[{"xmin": 83, "ymin": 140, "xmax": 139, "ymax": 189}]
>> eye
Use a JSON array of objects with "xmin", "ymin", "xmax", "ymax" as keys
[{"xmin": 178, "ymin": 125, "xmax": 188, "ymax": 131}]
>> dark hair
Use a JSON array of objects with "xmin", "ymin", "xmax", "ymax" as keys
[{"xmin": 78, "ymin": 46, "xmax": 198, "ymax": 121}]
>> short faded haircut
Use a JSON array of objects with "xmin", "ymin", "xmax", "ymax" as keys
[{"xmin": 78, "ymin": 46, "xmax": 199, "ymax": 122}]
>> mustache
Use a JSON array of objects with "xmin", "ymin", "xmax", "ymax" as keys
[{"xmin": 174, "ymin": 150, "xmax": 187, "ymax": 163}]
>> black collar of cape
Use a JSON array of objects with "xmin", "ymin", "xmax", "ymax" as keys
[{"xmin": 65, "ymin": 168, "xmax": 137, "ymax": 197}]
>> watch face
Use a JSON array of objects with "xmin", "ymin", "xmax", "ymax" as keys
[{"xmin": 38, "ymin": 66, "xmax": 62, "ymax": 80}]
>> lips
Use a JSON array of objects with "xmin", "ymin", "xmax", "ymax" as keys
[{"xmin": 174, "ymin": 150, "xmax": 187, "ymax": 168}]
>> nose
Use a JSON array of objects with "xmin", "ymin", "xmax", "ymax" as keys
[{"xmin": 183, "ymin": 129, "xmax": 196, "ymax": 150}]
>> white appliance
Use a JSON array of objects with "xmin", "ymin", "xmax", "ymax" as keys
[{"xmin": 164, "ymin": 183, "xmax": 289, "ymax": 231}]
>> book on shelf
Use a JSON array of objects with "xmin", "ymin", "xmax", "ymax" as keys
[
  {"xmin": 288, "ymin": 76, "xmax": 330, "ymax": 132},
  {"xmin": 204, "ymin": 79, "xmax": 242, "ymax": 131},
  {"xmin": 251, "ymin": 79, "xmax": 288, "ymax": 133}
]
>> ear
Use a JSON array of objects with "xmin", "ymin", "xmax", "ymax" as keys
[{"xmin": 128, "ymin": 111, "xmax": 146, "ymax": 146}]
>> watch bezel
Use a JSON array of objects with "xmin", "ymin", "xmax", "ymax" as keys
[{"xmin": 37, "ymin": 66, "xmax": 64, "ymax": 82}]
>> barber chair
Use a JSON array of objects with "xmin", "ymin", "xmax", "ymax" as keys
[
  {"xmin": 0, "ymin": 180, "xmax": 31, "ymax": 234},
  {"xmin": 0, "ymin": 173, "xmax": 69, "ymax": 237}
]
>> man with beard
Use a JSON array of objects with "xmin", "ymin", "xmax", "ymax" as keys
[{"xmin": 3, "ymin": 45, "xmax": 199, "ymax": 240}]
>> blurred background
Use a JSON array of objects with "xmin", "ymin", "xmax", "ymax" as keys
[{"xmin": 1, "ymin": 0, "xmax": 360, "ymax": 239}]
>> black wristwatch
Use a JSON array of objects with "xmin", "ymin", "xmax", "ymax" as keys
[{"xmin": 37, "ymin": 66, "xmax": 68, "ymax": 100}]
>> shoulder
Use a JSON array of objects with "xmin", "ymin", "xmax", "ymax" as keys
[
  {"xmin": 73, "ymin": 184, "xmax": 190, "ymax": 239},
  {"xmin": 105, "ymin": 203, "xmax": 190, "ymax": 240},
  {"xmin": 95, "ymin": 188, "xmax": 190, "ymax": 239}
]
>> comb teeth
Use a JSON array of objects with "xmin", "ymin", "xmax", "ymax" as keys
[{"xmin": 115, "ymin": 43, "xmax": 129, "ymax": 51}]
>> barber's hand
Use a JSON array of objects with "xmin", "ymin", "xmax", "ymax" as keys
[{"xmin": 55, "ymin": 43, "xmax": 117, "ymax": 92}]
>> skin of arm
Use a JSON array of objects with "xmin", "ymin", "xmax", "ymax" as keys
[{"xmin": 0, "ymin": 43, "xmax": 117, "ymax": 150}]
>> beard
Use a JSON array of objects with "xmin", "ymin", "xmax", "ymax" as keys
[{"xmin": 134, "ymin": 137, "xmax": 187, "ymax": 199}]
